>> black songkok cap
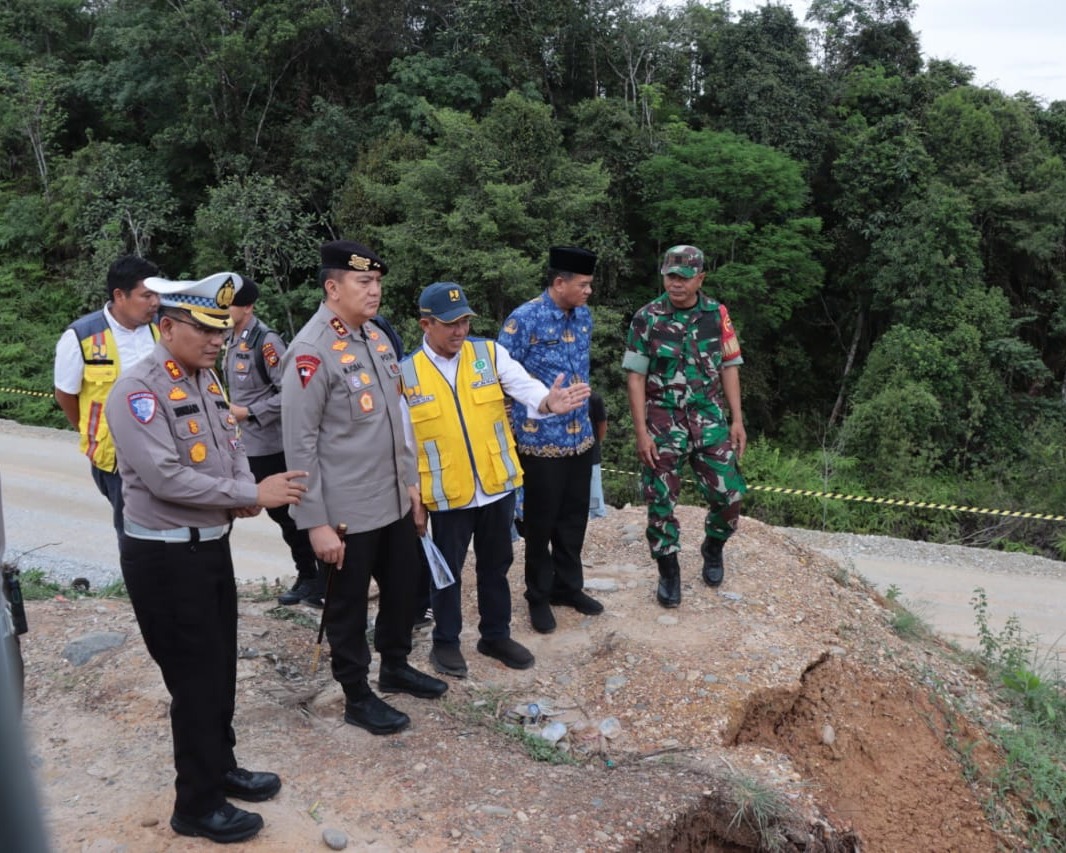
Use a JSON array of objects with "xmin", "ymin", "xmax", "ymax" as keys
[
  {"xmin": 548, "ymin": 246, "xmax": 597, "ymax": 276},
  {"xmin": 319, "ymin": 240, "xmax": 388, "ymax": 276},
  {"xmin": 230, "ymin": 276, "xmax": 260, "ymax": 306}
]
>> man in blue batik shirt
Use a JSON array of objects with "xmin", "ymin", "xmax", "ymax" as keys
[{"xmin": 498, "ymin": 246, "xmax": 603, "ymax": 634}]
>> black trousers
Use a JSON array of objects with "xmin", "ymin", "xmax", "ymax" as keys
[
  {"xmin": 248, "ymin": 452, "xmax": 318, "ymax": 580},
  {"xmin": 519, "ymin": 450, "xmax": 593, "ymax": 605},
  {"xmin": 325, "ymin": 511, "xmax": 420, "ymax": 697},
  {"xmin": 430, "ymin": 492, "xmax": 516, "ymax": 647},
  {"xmin": 120, "ymin": 536, "xmax": 237, "ymax": 817}
]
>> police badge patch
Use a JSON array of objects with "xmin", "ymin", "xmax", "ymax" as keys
[{"xmin": 127, "ymin": 391, "xmax": 157, "ymax": 424}]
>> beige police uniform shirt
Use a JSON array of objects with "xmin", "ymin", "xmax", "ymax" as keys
[
  {"xmin": 223, "ymin": 317, "xmax": 286, "ymax": 457},
  {"xmin": 281, "ymin": 303, "xmax": 415, "ymax": 535},
  {"xmin": 106, "ymin": 342, "xmax": 258, "ymax": 530}
]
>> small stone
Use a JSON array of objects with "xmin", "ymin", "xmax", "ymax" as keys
[
  {"xmin": 322, "ymin": 827, "xmax": 348, "ymax": 850},
  {"xmin": 703, "ymin": 674, "xmax": 718, "ymax": 683},
  {"xmin": 62, "ymin": 632, "xmax": 127, "ymax": 666},
  {"xmin": 657, "ymin": 615, "xmax": 678, "ymax": 626},
  {"xmin": 450, "ymin": 829, "xmax": 462, "ymax": 838},
  {"xmin": 585, "ymin": 578, "xmax": 618, "ymax": 592},
  {"xmin": 721, "ymin": 592, "xmax": 743, "ymax": 602},
  {"xmin": 139, "ymin": 818, "xmax": 159, "ymax": 828},
  {"xmin": 821, "ymin": 724, "xmax": 836, "ymax": 746},
  {"xmin": 413, "ymin": 762, "xmax": 428, "ymax": 773},
  {"xmin": 604, "ymin": 675, "xmax": 627, "ymax": 693},
  {"xmin": 516, "ymin": 811, "xmax": 529, "ymax": 822},
  {"xmin": 481, "ymin": 804, "xmax": 513, "ymax": 817}
]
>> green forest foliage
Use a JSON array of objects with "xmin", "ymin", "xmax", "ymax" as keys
[{"xmin": 3, "ymin": 0, "xmax": 1066, "ymax": 555}]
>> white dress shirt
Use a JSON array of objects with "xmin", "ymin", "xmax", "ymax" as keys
[{"xmin": 54, "ymin": 304, "xmax": 158, "ymax": 394}]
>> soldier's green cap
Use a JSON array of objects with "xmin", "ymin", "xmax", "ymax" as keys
[{"xmin": 660, "ymin": 245, "xmax": 704, "ymax": 279}]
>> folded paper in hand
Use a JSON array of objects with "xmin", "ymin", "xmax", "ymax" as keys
[{"xmin": 420, "ymin": 535, "xmax": 455, "ymax": 589}]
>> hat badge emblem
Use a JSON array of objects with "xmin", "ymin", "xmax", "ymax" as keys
[
  {"xmin": 215, "ymin": 277, "xmax": 236, "ymax": 308},
  {"xmin": 449, "ymin": 289, "xmax": 460, "ymax": 302},
  {"xmin": 349, "ymin": 254, "xmax": 371, "ymax": 271}
]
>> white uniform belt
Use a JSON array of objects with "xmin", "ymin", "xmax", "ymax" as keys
[{"xmin": 124, "ymin": 520, "xmax": 231, "ymax": 543}]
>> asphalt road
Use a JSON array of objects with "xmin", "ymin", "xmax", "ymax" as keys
[{"xmin": 2, "ymin": 418, "xmax": 1063, "ymax": 666}]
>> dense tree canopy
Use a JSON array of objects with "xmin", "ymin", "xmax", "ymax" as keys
[{"xmin": 3, "ymin": 0, "xmax": 1066, "ymax": 554}]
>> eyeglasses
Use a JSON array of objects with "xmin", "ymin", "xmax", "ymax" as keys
[{"xmin": 168, "ymin": 316, "xmax": 226, "ymax": 338}]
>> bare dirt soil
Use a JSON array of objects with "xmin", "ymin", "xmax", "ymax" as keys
[{"xmin": 19, "ymin": 507, "xmax": 1029, "ymax": 852}]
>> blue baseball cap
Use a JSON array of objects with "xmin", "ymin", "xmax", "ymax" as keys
[{"xmin": 419, "ymin": 282, "xmax": 476, "ymax": 323}]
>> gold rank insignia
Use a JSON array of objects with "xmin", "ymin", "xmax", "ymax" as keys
[
  {"xmin": 190, "ymin": 442, "xmax": 207, "ymax": 463},
  {"xmin": 188, "ymin": 419, "xmax": 200, "ymax": 434},
  {"xmin": 330, "ymin": 317, "xmax": 349, "ymax": 337},
  {"xmin": 349, "ymin": 254, "xmax": 371, "ymax": 271},
  {"xmin": 341, "ymin": 354, "xmax": 356, "ymax": 364},
  {"xmin": 239, "ymin": 341, "xmax": 250, "ymax": 352},
  {"xmin": 208, "ymin": 382, "xmax": 222, "ymax": 395},
  {"xmin": 165, "ymin": 360, "xmax": 183, "ymax": 380},
  {"xmin": 168, "ymin": 386, "xmax": 187, "ymax": 401},
  {"xmin": 359, "ymin": 392, "xmax": 374, "ymax": 412},
  {"xmin": 236, "ymin": 361, "xmax": 247, "ymax": 372},
  {"xmin": 376, "ymin": 344, "xmax": 389, "ymax": 353},
  {"xmin": 360, "ymin": 372, "xmax": 371, "ymax": 385},
  {"xmin": 368, "ymin": 330, "xmax": 380, "ymax": 340},
  {"xmin": 332, "ymin": 340, "xmax": 348, "ymax": 351}
]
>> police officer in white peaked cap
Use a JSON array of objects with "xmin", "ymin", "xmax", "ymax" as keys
[{"xmin": 106, "ymin": 271, "xmax": 308, "ymax": 844}]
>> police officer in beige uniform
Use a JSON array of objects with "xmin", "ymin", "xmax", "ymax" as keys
[
  {"xmin": 106, "ymin": 272, "xmax": 308, "ymax": 845},
  {"xmin": 281, "ymin": 241, "xmax": 447, "ymax": 736},
  {"xmin": 223, "ymin": 276, "xmax": 319, "ymax": 606}
]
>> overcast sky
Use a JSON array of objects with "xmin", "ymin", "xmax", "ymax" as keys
[{"xmin": 729, "ymin": 0, "xmax": 1066, "ymax": 104}]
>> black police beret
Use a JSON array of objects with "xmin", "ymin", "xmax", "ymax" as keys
[
  {"xmin": 230, "ymin": 276, "xmax": 260, "ymax": 306},
  {"xmin": 320, "ymin": 240, "xmax": 388, "ymax": 276}
]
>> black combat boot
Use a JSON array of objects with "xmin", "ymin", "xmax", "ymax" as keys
[
  {"xmin": 701, "ymin": 537, "xmax": 725, "ymax": 587},
  {"xmin": 656, "ymin": 553, "xmax": 681, "ymax": 608}
]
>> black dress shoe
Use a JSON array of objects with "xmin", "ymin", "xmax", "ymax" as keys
[
  {"xmin": 344, "ymin": 693, "xmax": 410, "ymax": 735},
  {"xmin": 701, "ymin": 537, "xmax": 725, "ymax": 587},
  {"xmin": 170, "ymin": 802, "xmax": 263, "ymax": 843},
  {"xmin": 477, "ymin": 637, "xmax": 534, "ymax": 670},
  {"xmin": 529, "ymin": 601, "xmax": 556, "ymax": 634},
  {"xmin": 223, "ymin": 767, "xmax": 281, "ymax": 802},
  {"xmin": 378, "ymin": 661, "xmax": 448, "ymax": 698},
  {"xmin": 278, "ymin": 577, "xmax": 317, "ymax": 606},
  {"xmin": 550, "ymin": 590, "xmax": 604, "ymax": 615},
  {"xmin": 429, "ymin": 644, "xmax": 468, "ymax": 677}
]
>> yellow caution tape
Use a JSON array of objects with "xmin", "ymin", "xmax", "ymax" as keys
[
  {"xmin": 0, "ymin": 386, "xmax": 54, "ymax": 399},
  {"xmin": 601, "ymin": 466, "xmax": 1066, "ymax": 524}
]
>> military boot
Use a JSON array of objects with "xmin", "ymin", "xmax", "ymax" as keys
[
  {"xmin": 656, "ymin": 553, "xmax": 681, "ymax": 608},
  {"xmin": 701, "ymin": 537, "xmax": 725, "ymax": 587}
]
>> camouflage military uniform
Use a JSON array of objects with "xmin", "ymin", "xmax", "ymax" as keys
[{"xmin": 622, "ymin": 292, "xmax": 746, "ymax": 558}]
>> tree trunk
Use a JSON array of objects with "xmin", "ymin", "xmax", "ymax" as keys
[{"xmin": 828, "ymin": 307, "xmax": 863, "ymax": 428}]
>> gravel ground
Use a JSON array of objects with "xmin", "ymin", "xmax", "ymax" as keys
[{"xmin": 781, "ymin": 526, "xmax": 1066, "ymax": 580}]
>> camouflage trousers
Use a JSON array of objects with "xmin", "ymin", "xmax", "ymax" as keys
[{"xmin": 641, "ymin": 419, "xmax": 746, "ymax": 558}]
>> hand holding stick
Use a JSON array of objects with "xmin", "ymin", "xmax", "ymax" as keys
[{"xmin": 310, "ymin": 522, "xmax": 347, "ymax": 675}]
